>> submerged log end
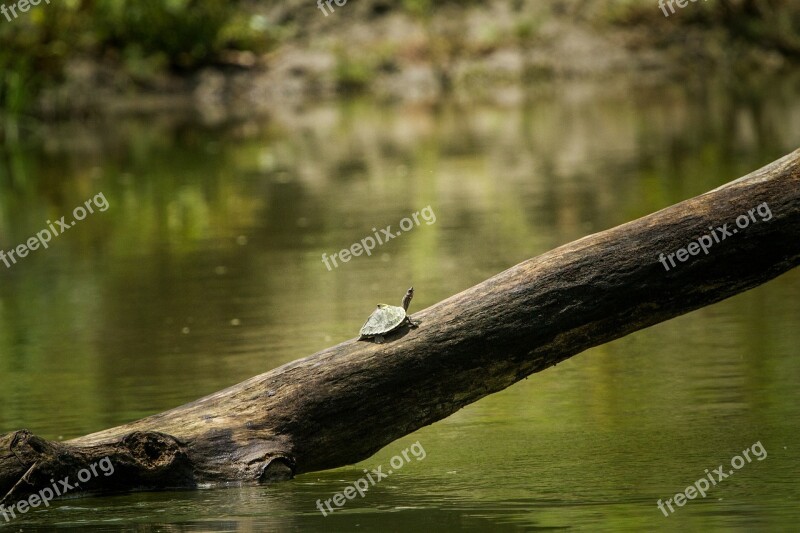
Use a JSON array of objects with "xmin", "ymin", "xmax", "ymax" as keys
[{"xmin": 0, "ymin": 430, "xmax": 193, "ymax": 505}]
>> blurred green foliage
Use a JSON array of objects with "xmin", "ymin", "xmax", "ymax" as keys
[
  {"xmin": 715, "ymin": 0, "xmax": 800, "ymax": 57},
  {"xmin": 335, "ymin": 55, "xmax": 376, "ymax": 94},
  {"xmin": 92, "ymin": 0, "xmax": 237, "ymax": 69},
  {"xmin": 0, "ymin": 0, "xmax": 799, "ymax": 118},
  {"xmin": 0, "ymin": 0, "xmax": 270, "ymax": 116},
  {"xmin": 608, "ymin": 0, "xmax": 800, "ymax": 54},
  {"xmin": 401, "ymin": 0, "xmax": 433, "ymax": 18}
]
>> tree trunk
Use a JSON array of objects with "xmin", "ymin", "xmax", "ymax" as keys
[{"xmin": 2, "ymin": 149, "xmax": 799, "ymax": 505}]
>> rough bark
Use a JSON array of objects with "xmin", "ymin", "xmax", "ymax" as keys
[{"xmin": 2, "ymin": 148, "xmax": 799, "ymax": 504}]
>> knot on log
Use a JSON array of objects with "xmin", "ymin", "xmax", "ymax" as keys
[
  {"xmin": 9, "ymin": 430, "xmax": 50, "ymax": 458},
  {"xmin": 0, "ymin": 430, "xmax": 68, "ymax": 504},
  {"xmin": 5, "ymin": 429, "xmax": 58, "ymax": 468},
  {"xmin": 109, "ymin": 431, "xmax": 193, "ymax": 489},
  {"xmin": 259, "ymin": 455, "xmax": 295, "ymax": 483},
  {"xmin": 120, "ymin": 431, "xmax": 184, "ymax": 472}
]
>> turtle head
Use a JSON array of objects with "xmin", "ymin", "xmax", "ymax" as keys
[{"xmin": 402, "ymin": 287, "xmax": 414, "ymax": 311}]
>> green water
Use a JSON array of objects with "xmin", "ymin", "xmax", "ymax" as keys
[{"xmin": 0, "ymin": 75, "xmax": 799, "ymax": 531}]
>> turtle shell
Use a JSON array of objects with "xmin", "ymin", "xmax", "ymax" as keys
[{"xmin": 359, "ymin": 304, "xmax": 407, "ymax": 337}]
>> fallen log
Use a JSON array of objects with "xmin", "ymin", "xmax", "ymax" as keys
[{"xmin": 2, "ymin": 148, "xmax": 799, "ymax": 505}]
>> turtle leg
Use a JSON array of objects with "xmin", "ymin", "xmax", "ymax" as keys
[
  {"xmin": 374, "ymin": 335, "xmax": 384, "ymax": 344},
  {"xmin": 406, "ymin": 317, "xmax": 419, "ymax": 329}
]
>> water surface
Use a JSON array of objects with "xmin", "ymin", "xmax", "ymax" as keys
[{"xmin": 1, "ymin": 75, "xmax": 799, "ymax": 531}]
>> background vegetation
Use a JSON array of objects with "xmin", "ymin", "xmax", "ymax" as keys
[{"xmin": 0, "ymin": 0, "xmax": 799, "ymax": 116}]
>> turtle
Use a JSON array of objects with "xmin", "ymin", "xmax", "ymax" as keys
[{"xmin": 358, "ymin": 287, "xmax": 419, "ymax": 343}]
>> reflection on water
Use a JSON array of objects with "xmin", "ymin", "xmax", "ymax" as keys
[{"xmin": 0, "ymin": 75, "xmax": 799, "ymax": 531}]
